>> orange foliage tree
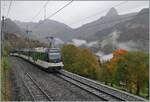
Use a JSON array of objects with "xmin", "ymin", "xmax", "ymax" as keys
[
  {"xmin": 100, "ymin": 49, "xmax": 128, "ymax": 85},
  {"xmin": 103, "ymin": 50, "xmax": 149, "ymax": 96}
]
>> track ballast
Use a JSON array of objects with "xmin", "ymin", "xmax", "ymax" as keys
[{"xmin": 23, "ymin": 72, "xmax": 53, "ymax": 101}]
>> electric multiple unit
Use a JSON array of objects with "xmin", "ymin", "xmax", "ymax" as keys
[{"xmin": 10, "ymin": 48, "xmax": 64, "ymax": 72}]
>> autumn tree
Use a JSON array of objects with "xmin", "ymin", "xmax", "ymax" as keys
[
  {"xmin": 62, "ymin": 44, "xmax": 101, "ymax": 80},
  {"xmin": 75, "ymin": 48, "xmax": 101, "ymax": 79},
  {"xmin": 100, "ymin": 62, "xmax": 113, "ymax": 85},
  {"xmin": 111, "ymin": 51, "xmax": 148, "ymax": 95},
  {"xmin": 61, "ymin": 44, "xmax": 80, "ymax": 72},
  {"xmin": 114, "ymin": 57, "xmax": 129, "ymax": 89},
  {"xmin": 101, "ymin": 49, "xmax": 148, "ymax": 95},
  {"xmin": 121, "ymin": 51, "xmax": 149, "ymax": 95}
]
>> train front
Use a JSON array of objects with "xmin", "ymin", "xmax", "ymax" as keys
[{"xmin": 48, "ymin": 49, "xmax": 64, "ymax": 72}]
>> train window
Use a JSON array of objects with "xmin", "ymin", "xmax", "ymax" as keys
[
  {"xmin": 37, "ymin": 52, "xmax": 48, "ymax": 62},
  {"xmin": 48, "ymin": 53, "xmax": 61, "ymax": 60}
]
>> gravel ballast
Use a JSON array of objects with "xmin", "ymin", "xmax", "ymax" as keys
[{"xmin": 9, "ymin": 56, "xmax": 104, "ymax": 101}]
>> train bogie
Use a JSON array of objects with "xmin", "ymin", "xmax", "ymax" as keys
[{"xmin": 47, "ymin": 66, "xmax": 63, "ymax": 72}]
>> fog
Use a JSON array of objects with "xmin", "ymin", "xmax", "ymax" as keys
[{"xmin": 72, "ymin": 39, "xmax": 87, "ymax": 46}]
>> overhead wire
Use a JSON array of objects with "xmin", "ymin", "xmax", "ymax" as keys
[
  {"xmin": 31, "ymin": 1, "xmax": 49, "ymax": 21},
  {"xmin": 2, "ymin": 0, "xmax": 6, "ymax": 16},
  {"xmin": 33, "ymin": 0, "xmax": 73, "ymax": 29},
  {"xmin": 6, "ymin": 0, "xmax": 13, "ymax": 17},
  {"xmin": 46, "ymin": 0, "xmax": 73, "ymax": 19}
]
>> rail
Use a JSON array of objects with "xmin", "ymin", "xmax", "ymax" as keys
[
  {"xmin": 23, "ymin": 72, "xmax": 53, "ymax": 101},
  {"xmin": 58, "ymin": 70, "xmax": 146, "ymax": 101}
]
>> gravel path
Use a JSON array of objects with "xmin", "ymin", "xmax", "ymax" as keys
[{"xmin": 9, "ymin": 56, "xmax": 104, "ymax": 101}]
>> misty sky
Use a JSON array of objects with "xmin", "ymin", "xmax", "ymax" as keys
[{"xmin": 1, "ymin": 1, "xmax": 149, "ymax": 28}]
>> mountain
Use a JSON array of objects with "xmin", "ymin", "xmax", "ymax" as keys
[
  {"xmin": 4, "ymin": 32, "xmax": 47, "ymax": 49},
  {"xmin": 14, "ymin": 19, "xmax": 74, "ymax": 42},
  {"xmin": 4, "ymin": 18, "xmax": 25, "ymax": 37},
  {"xmin": 73, "ymin": 7, "xmax": 137, "ymax": 41},
  {"xmin": 14, "ymin": 20, "xmax": 37, "ymax": 29},
  {"xmin": 4, "ymin": 7, "xmax": 148, "ymax": 53},
  {"xmin": 68, "ymin": 8, "xmax": 149, "ymax": 54},
  {"xmin": 93, "ymin": 8, "xmax": 149, "ymax": 53},
  {"xmin": 3, "ymin": 19, "xmax": 47, "ymax": 49},
  {"xmin": 13, "ymin": 7, "xmax": 137, "ymax": 42},
  {"xmin": 105, "ymin": 7, "xmax": 118, "ymax": 17}
]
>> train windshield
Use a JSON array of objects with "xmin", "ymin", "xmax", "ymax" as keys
[{"xmin": 48, "ymin": 53, "xmax": 61, "ymax": 60}]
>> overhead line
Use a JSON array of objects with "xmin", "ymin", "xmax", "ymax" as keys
[
  {"xmin": 31, "ymin": 1, "xmax": 49, "ymax": 21},
  {"xmin": 46, "ymin": 0, "xmax": 73, "ymax": 19},
  {"xmin": 2, "ymin": 0, "xmax": 6, "ymax": 16},
  {"xmin": 7, "ymin": 0, "xmax": 13, "ymax": 17},
  {"xmin": 33, "ymin": 0, "xmax": 73, "ymax": 29}
]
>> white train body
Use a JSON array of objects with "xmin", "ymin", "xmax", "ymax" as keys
[{"xmin": 10, "ymin": 48, "xmax": 64, "ymax": 72}]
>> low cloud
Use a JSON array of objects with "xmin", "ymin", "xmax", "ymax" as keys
[
  {"xmin": 72, "ymin": 39, "xmax": 87, "ymax": 46},
  {"xmin": 101, "ymin": 31, "xmax": 120, "ymax": 48},
  {"xmin": 117, "ymin": 40, "xmax": 138, "ymax": 51}
]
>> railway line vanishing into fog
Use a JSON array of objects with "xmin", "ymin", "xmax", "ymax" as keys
[{"xmin": 9, "ymin": 56, "xmax": 146, "ymax": 101}]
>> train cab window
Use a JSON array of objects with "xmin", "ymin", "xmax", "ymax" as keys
[{"xmin": 48, "ymin": 53, "xmax": 61, "ymax": 60}]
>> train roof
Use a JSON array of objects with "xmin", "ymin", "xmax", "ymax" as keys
[{"xmin": 15, "ymin": 48, "xmax": 61, "ymax": 53}]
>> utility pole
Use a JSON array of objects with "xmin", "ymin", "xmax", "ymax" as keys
[
  {"xmin": 25, "ymin": 25, "xmax": 32, "ymax": 48},
  {"xmin": 1, "ymin": 16, "xmax": 5, "ymax": 56},
  {"xmin": 25, "ymin": 25, "xmax": 32, "ymax": 59}
]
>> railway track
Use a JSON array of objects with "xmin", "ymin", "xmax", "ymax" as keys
[
  {"xmin": 56, "ymin": 72, "xmax": 122, "ymax": 101},
  {"xmin": 57, "ymin": 70, "xmax": 146, "ymax": 101},
  {"xmin": 23, "ymin": 72, "xmax": 53, "ymax": 101}
]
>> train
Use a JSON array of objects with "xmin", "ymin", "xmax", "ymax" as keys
[{"xmin": 10, "ymin": 47, "xmax": 64, "ymax": 72}]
